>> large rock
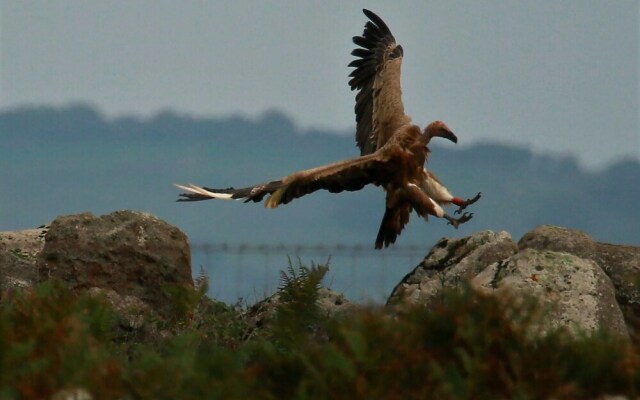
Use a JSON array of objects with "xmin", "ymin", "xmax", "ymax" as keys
[
  {"xmin": 519, "ymin": 225, "xmax": 595, "ymax": 256},
  {"xmin": 36, "ymin": 211, "xmax": 192, "ymax": 314},
  {"xmin": 519, "ymin": 225, "xmax": 640, "ymax": 332},
  {"xmin": 472, "ymin": 248, "xmax": 628, "ymax": 336},
  {"xmin": 0, "ymin": 226, "xmax": 48, "ymax": 297},
  {"xmin": 387, "ymin": 230, "xmax": 517, "ymax": 307},
  {"xmin": 245, "ymin": 287, "xmax": 357, "ymax": 329},
  {"xmin": 388, "ymin": 226, "xmax": 632, "ymax": 337}
]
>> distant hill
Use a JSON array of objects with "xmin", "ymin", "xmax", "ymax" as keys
[
  {"xmin": 2, "ymin": 104, "xmax": 638, "ymax": 301},
  {"xmin": 2, "ymin": 103, "xmax": 638, "ymax": 246}
]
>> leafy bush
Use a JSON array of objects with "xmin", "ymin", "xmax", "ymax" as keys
[
  {"xmin": 0, "ymin": 281, "xmax": 121, "ymax": 399},
  {"xmin": 0, "ymin": 266, "xmax": 638, "ymax": 399}
]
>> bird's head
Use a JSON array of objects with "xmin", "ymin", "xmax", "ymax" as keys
[{"xmin": 423, "ymin": 121, "xmax": 458, "ymax": 144}]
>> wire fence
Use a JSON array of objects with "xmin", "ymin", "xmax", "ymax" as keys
[{"xmin": 191, "ymin": 242, "xmax": 430, "ymax": 304}]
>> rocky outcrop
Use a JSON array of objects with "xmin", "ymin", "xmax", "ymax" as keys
[
  {"xmin": 36, "ymin": 211, "xmax": 192, "ymax": 316},
  {"xmin": 245, "ymin": 287, "xmax": 357, "ymax": 330},
  {"xmin": 389, "ymin": 227, "xmax": 635, "ymax": 337},
  {"xmin": 387, "ymin": 230, "xmax": 517, "ymax": 307},
  {"xmin": 519, "ymin": 225, "xmax": 640, "ymax": 333},
  {"xmin": 473, "ymin": 248, "xmax": 627, "ymax": 335},
  {"xmin": 0, "ymin": 225, "xmax": 48, "ymax": 297},
  {"xmin": 2, "ymin": 213, "xmax": 638, "ymax": 339},
  {"xmin": 1, "ymin": 210, "xmax": 192, "ymax": 325}
]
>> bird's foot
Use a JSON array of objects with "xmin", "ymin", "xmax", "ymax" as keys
[
  {"xmin": 454, "ymin": 192, "xmax": 482, "ymax": 215},
  {"xmin": 445, "ymin": 212, "xmax": 473, "ymax": 229}
]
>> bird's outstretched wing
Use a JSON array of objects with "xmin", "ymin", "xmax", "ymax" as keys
[
  {"xmin": 176, "ymin": 152, "xmax": 389, "ymax": 208},
  {"xmin": 349, "ymin": 9, "xmax": 411, "ymax": 156}
]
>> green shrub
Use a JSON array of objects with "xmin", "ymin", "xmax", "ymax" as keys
[
  {"xmin": 0, "ymin": 266, "xmax": 637, "ymax": 399},
  {"xmin": 0, "ymin": 281, "xmax": 122, "ymax": 399}
]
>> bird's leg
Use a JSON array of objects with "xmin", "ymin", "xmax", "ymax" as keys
[
  {"xmin": 452, "ymin": 192, "xmax": 482, "ymax": 215},
  {"xmin": 444, "ymin": 212, "xmax": 473, "ymax": 229}
]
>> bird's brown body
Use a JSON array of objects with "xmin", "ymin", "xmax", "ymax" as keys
[{"xmin": 176, "ymin": 9, "xmax": 481, "ymax": 248}]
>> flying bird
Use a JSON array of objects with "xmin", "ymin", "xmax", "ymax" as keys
[{"xmin": 176, "ymin": 9, "xmax": 481, "ymax": 249}]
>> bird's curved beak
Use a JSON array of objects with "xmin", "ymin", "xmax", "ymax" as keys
[{"xmin": 437, "ymin": 129, "xmax": 458, "ymax": 144}]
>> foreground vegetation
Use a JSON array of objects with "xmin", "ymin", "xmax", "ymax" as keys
[{"xmin": 0, "ymin": 264, "xmax": 638, "ymax": 399}]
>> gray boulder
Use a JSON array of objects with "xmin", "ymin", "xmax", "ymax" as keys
[
  {"xmin": 388, "ymin": 226, "xmax": 632, "ymax": 337},
  {"xmin": 472, "ymin": 248, "xmax": 627, "ymax": 336},
  {"xmin": 36, "ymin": 210, "xmax": 192, "ymax": 315},
  {"xmin": 0, "ymin": 225, "xmax": 48, "ymax": 297},
  {"xmin": 520, "ymin": 225, "xmax": 640, "ymax": 332},
  {"xmin": 245, "ymin": 287, "xmax": 357, "ymax": 330},
  {"xmin": 387, "ymin": 230, "xmax": 517, "ymax": 307},
  {"xmin": 519, "ymin": 225, "xmax": 595, "ymax": 256}
]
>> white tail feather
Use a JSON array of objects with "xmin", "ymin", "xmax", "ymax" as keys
[{"xmin": 174, "ymin": 183, "xmax": 235, "ymax": 200}]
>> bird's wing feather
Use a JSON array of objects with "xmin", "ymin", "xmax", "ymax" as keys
[
  {"xmin": 176, "ymin": 152, "xmax": 390, "ymax": 207},
  {"xmin": 349, "ymin": 9, "xmax": 411, "ymax": 155},
  {"xmin": 267, "ymin": 152, "xmax": 388, "ymax": 207}
]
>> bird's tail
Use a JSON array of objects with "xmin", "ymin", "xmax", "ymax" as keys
[
  {"xmin": 375, "ymin": 203, "xmax": 411, "ymax": 249},
  {"xmin": 175, "ymin": 181, "xmax": 286, "ymax": 207}
]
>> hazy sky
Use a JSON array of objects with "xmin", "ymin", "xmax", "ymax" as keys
[{"xmin": 2, "ymin": 1, "xmax": 638, "ymax": 169}]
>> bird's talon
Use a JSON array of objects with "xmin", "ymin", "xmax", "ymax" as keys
[
  {"xmin": 454, "ymin": 192, "xmax": 482, "ymax": 214},
  {"xmin": 446, "ymin": 212, "xmax": 474, "ymax": 229}
]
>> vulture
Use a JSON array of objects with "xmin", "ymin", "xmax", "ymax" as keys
[{"xmin": 176, "ymin": 9, "xmax": 481, "ymax": 249}]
